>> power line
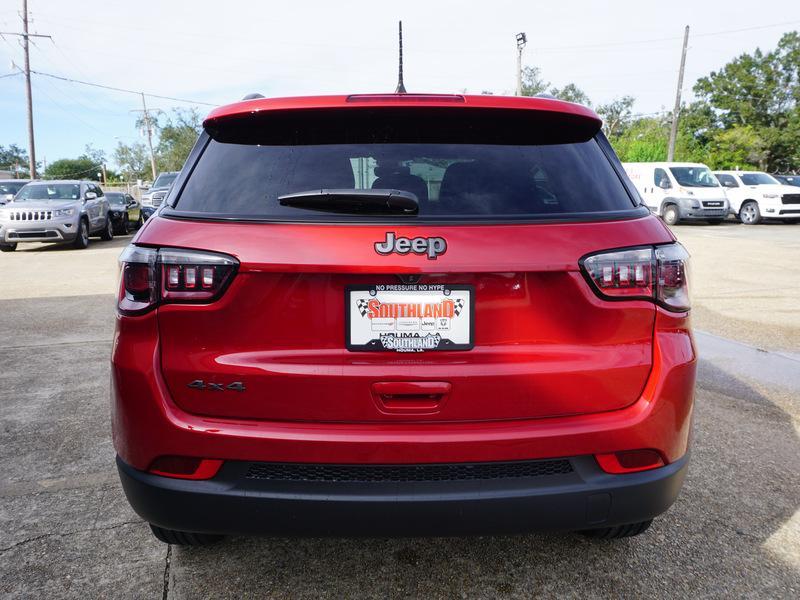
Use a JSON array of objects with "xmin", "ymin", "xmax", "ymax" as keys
[
  {"xmin": 533, "ymin": 18, "xmax": 800, "ymax": 52},
  {"xmin": 28, "ymin": 69, "xmax": 217, "ymax": 107},
  {"xmin": 0, "ymin": 71, "xmax": 21, "ymax": 79}
]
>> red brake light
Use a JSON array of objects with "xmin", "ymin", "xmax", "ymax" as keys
[
  {"xmin": 148, "ymin": 456, "xmax": 223, "ymax": 480},
  {"xmin": 595, "ymin": 450, "xmax": 665, "ymax": 474},
  {"xmin": 118, "ymin": 246, "xmax": 238, "ymax": 315},
  {"xmin": 581, "ymin": 243, "xmax": 690, "ymax": 311}
]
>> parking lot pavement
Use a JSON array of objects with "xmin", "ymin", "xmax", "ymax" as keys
[
  {"xmin": 1, "ymin": 226, "xmax": 798, "ymax": 598},
  {"xmin": 672, "ymin": 221, "xmax": 800, "ymax": 354}
]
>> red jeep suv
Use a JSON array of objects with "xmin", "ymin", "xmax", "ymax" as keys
[{"xmin": 112, "ymin": 93, "xmax": 695, "ymax": 545}]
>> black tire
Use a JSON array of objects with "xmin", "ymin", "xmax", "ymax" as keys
[
  {"xmin": 662, "ymin": 204, "xmax": 680, "ymax": 226},
  {"xmin": 136, "ymin": 213, "xmax": 144, "ymax": 228},
  {"xmin": 149, "ymin": 524, "xmax": 224, "ymax": 546},
  {"xmin": 0, "ymin": 243, "xmax": 17, "ymax": 252},
  {"xmin": 738, "ymin": 201, "xmax": 761, "ymax": 225},
  {"xmin": 100, "ymin": 215, "xmax": 114, "ymax": 241},
  {"xmin": 72, "ymin": 218, "xmax": 90, "ymax": 249},
  {"xmin": 707, "ymin": 219, "xmax": 725, "ymax": 225},
  {"xmin": 121, "ymin": 215, "xmax": 130, "ymax": 235},
  {"xmin": 581, "ymin": 519, "xmax": 653, "ymax": 540}
]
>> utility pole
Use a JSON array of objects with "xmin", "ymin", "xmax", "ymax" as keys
[
  {"xmin": 667, "ymin": 25, "xmax": 690, "ymax": 162},
  {"xmin": 515, "ymin": 32, "xmax": 527, "ymax": 96},
  {"xmin": 139, "ymin": 93, "xmax": 157, "ymax": 180},
  {"xmin": 1, "ymin": 1, "xmax": 52, "ymax": 179}
]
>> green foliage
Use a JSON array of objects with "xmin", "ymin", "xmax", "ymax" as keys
[
  {"xmin": 154, "ymin": 109, "xmax": 202, "ymax": 171},
  {"xmin": 519, "ymin": 66, "xmax": 550, "ymax": 97},
  {"xmin": 114, "ymin": 142, "xmax": 151, "ymax": 181},
  {"xmin": 691, "ymin": 31, "xmax": 800, "ymax": 170},
  {"xmin": 612, "ymin": 118, "xmax": 670, "ymax": 162},
  {"xmin": 44, "ymin": 157, "xmax": 101, "ymax": 180},
  {"xmin": 597, "ymin": 96, "xmax": 635, "ymax": 139},
  {"xmin": 549, "ymin": 83, "xmax": 592, "ymax": 106},
  {"xmin": 0, "ymin": 144, "xmax": 31, "ymax": 177}
]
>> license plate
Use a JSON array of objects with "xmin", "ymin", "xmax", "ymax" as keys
[
  {"xmin": 704, "ymin": 202, "xmax": 723, "ymax": 207},
  {"xmin": 346, "ymin": 284, "xmax": 474, "ymax": 352}
]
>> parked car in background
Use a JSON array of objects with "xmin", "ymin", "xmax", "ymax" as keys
[
  {"xmin": 0, "ymin": 180, "xmax": 114, "ymax": 251},
  {"xmin": 114, "ymin": 93, "xmax": 695, "ymax": 545},
  {"xmin": 141, "ymin": 172, "xmax": 179, "ymax": 208},
  {"xmin": 773, "ymin": 174, "xmax": 800, "ymax": 188},
  {"xmin": 0, "ymin": 179, "xmax": 30, "ymax": 204},
  {"xmin": 106, "ymin": 192, "xmax": 142, "ymax": 234},
  {"xmin": 714, "ymin": 171, "xmax": 800, "ymax": 224},
  {"xmin": 622, "ymin": 162, "xmax": 729, "ymax": 225},
  {"xmin": 140, "ymin": 205, "xmax": 158, "ymax": 222}
]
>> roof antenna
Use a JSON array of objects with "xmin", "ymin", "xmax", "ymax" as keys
[{"xmin": 395, "ymin": 21, "xmax": 407, "ymax": 94}]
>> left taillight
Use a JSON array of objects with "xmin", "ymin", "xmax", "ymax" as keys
[
  {"xmin": 118, "ymin": 245, "xmax": 238, "ymax": 315},
  {"xmin": 580, "ymin": 243, "xmax": 690, "ymax": 312}
]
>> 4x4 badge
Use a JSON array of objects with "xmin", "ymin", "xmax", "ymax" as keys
[{"xmin": 374, "ymin": 232, "xmax": 447, "ymax": 260}]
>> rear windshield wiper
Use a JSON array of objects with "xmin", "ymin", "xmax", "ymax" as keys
[{"xmin": 278, "ymin": 189, "xmax": 419, "ymax": 215}]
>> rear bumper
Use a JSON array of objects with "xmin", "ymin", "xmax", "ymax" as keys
[{"xmin": 117, "ymin": 453, "xmax": 689, "ymax": 536}]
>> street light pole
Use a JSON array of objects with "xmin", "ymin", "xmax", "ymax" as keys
[
  {"xmin": 515, "ymin": 32, "xmax": 527, "ymax": 96},
  {"xmin": 667, "ymin": 25, "xmax": 690, "ymax": 162}
]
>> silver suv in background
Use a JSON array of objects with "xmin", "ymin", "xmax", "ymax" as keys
[
  {"xmin": 141, "ymin": 171, "xmax": 179, "ymax": 208},
  {"xmin": 0, "ymin": 179, "xmax": 30, "ymax": 205},
  {"xmin": 0, "ymin": 180, "xmax": 114, "ymax": 252}
]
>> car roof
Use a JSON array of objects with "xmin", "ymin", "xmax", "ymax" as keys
[
  {"xmin": 623, "ymin": 162, "xmax": 710, "ymax": 168},
  {"xmin": 0, "ymin": 179, "xmax": 30, "ymax": 183},
  {"xmin": 25, "ymin": 179, "xmax": 88, "ymax": 185},
  {"xmin": 204, "ymin": 93, "xmax": 601, "ymax": 128}
]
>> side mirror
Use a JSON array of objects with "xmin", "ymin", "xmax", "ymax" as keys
[
  {"xmin": 128, "ymin": 200, "xmax": 137, "ymax": 208},
  {"xmin": 84, "ymin": 191, "xmax": 97, "ymax": 200}
]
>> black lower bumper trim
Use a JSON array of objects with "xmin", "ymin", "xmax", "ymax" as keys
[{"xmin": 117, "ymin": 454, "xmax": 689, "ymax": 537}]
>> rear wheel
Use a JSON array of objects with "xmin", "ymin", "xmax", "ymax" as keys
[
  {"xmin": 739, "ymin": 201, "xmax": 761, "ymax": 224},
  {"xmin": 662, "ymin": 204, "xmax": 680, "ymax": 226},
  {"xmin": 72, "ymin": 219, "xmax": 90, "ymax": 249},
  {"xmin": 100, "ymin": 215, "xmax": 114, "ymax": 240},
  {"xmin": 0, "ymin": 242, "xmax": 17, "ymax": 252},
  {"xmin": 149, "ymin": 524, "xmax": 225, "ymax": 546},
  {"xmin": 581, "ymin": 519, "xmax": 653, "ymax": 540}
]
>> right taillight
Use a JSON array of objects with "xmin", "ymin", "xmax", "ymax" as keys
[
  {"xmin": 118, "ymin": 245, "xmax": 238, "ymax": 315},
  {"xmin": 581, "ymin": 243, "xmax": 690, "ymax": 312}
]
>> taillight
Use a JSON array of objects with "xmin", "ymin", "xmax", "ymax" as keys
[
  {"xmin": 580, "ymin": 243, "xmax": 690, "ymax": 312},
  {"xmin": 118, "ymin": 245, "xmax": 238, "ymax": 315}
]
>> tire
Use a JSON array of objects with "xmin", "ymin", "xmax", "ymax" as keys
[
  {"xmin": 121, "ymin": 215, "xmax": 130, "ymax": 235},
  {"xmin": 738, "ymin": 201, "xmax": 761, "ymax": 225},
  {"xmin": 581, "ymin": 519, "xmax": 653, "ymax": 540},
  {"xmin": 72, "ymin": 219, "xmax": 90, "ymax": 249},
  {"xmin": 662, "ymin": 204, "xmax": 680, "ymax": 226},
  {"xmin": 136, "ymin": 213, "xmax": 144, "ymax": 229},
  {"xmin": 149, "ymin": 524, "xmax": 224, "ymax": 546},
  {"xmin": 707, "ymin": 219, "xmax": 725, "ymax": 225},
  {"xmin": 100, "ymin": 215, "xmax": 114, "ymax": 241},
  {"xmin": 0, "ymin": 243, "xmax": 17, "ymax": 252}
]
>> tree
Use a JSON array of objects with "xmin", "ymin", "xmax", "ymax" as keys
[
  {"xmin": 0, "ymin": 144, "xmax": 32, "ymax": 177},
  {"xmin": 597, "ymin": 96, "xmax": 635, "ymax": 139},
  {"xmin": 519, "ymin": 66, "xmax": 550, "ymax": 97},
  {"xmin": 692, "ymin": 31, "xmax": 800, "ymax": 171},
  {"xmin": 114, "ymin": 142, "xmax": 151, "ymax": 181},
  {"xmin": 44, "ymin": 158, "xmax": 101, "ymax": 181},
  {"xmin": 156, "ymin": 109, "xmax": 202, "ymax": 171},
  {"xmin": 611, "ymin": 117, "xmax": 671, "ymax": 162},
  {"xmin": 549, "ymin": 83, "xmax": 592, "ymax": 106},
  {"xmin": 704, "ymin": 126, "xmax": 768, "ymax": 170}
]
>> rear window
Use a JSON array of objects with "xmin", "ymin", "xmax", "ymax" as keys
[{"xmin": 173, "ymin": 110, "xmax": 637, "ymax": 222}]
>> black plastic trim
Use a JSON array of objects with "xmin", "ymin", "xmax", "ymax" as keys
[{"xmin": 117, "ymin": 453, "xmax": 689, "ymax": 537}]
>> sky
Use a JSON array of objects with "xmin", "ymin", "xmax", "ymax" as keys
[{"xmin": 1, "ymin": 0, "xmax": 799, "ymax": 171}]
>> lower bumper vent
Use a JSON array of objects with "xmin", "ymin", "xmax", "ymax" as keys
[{"xmin": 245, "ymin": 459, "xmax": 573, "ymax": 483}]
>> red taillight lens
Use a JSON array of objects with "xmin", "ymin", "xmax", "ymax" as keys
[
  {"xmin": 595, "ymin": 450, "xmax": 665, "ymax": 474},
  {"xmin": 148, "ymin": 456, "xmax": 223, "ymax": 480},
  {"xmin": 581, "ymin": 243, "xmax": 690, "ymax": 311},
  {"xmin": 118, "ymin": 245, "xmax": 238, "ymax": 315}
]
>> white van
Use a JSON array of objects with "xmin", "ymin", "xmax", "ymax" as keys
[
  {"xmin": 622, "ymin": 162, "xmax": 729, "ymax": 225},
  {"xmin": 713, "ymin": 171, "xmax": 800, "ymax": 224}
]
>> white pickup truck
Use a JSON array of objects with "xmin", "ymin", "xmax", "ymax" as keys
[{"xmin": 713, "ymin": 171, "xmax": 800, "ymax": 224}]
